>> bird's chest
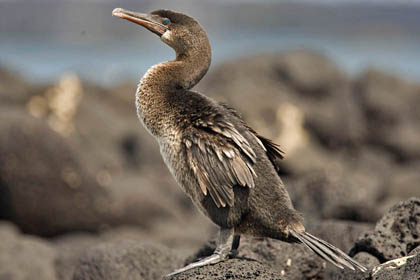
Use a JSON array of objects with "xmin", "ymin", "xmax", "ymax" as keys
[
  {"xmin": 136, "ymin": 97, "xmax": 167, "ymax": 138},
  {"xmin": 159, "ymin": 136, "xmax": 182, "ymax": 180},
  {"xmin": 158, "ymin": 135, "xmax": 204, "ymax": 203}
]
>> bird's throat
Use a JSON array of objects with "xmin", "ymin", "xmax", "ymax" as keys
[{"xmin": 135, "ymin": 49, "xmax": 211, "ymax": 137}]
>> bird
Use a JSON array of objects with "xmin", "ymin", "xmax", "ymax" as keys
[{"xmin": 112, "ymin": 8, "xmax": 367, "ymax": 277}]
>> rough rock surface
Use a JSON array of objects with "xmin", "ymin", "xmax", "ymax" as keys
[
  {"xmin": 169, "ymin": 258, "xmax": 284, "ymax": 280},
  {"xmin": 175, "ymin": 199, "xmax": 420, "ymax": 280},
  {"xmin": 350, "ymin": 197, "xmax": 420, "ymax": 262},
  {"xmin": 0, "ymin": 222, "xmax": 57, "ymax": 280},
  {"xmin": 353, "ymin": 252, "xmax": 380, "ymax": 268},
  {"xmin": 53, "ymin": 224, "xmax": 214, "ymax": 280},
  {"xmin": 180, "ymin": 220, "xmax": 370, "ymax": 280},
  {"xmin": 72, "ymin": 240, "xmax": 183, "ymax": 280},
  {"xmin": 236, "ymin": 237, "xmax": 326, "ymax": 280},
  {"xmin": 409, "ymin": 245, "xmax": 420, "ymax": 255},
  {"xmin": 371, "ymin": 254, "xmax": 420, "ymax": 280}
]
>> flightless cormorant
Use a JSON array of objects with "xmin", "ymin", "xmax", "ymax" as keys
[{"xmin": 112, "ymin": 8, "xmax": 367, "ymax": 277}]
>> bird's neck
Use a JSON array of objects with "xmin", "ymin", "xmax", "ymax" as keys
[
  {"xmin": 136, "ymin": 47, "xmax": 211, "ymax": 137},
  {"xmin": 140, "ymin": 46, "xmax": 211, "ymax": 92}
]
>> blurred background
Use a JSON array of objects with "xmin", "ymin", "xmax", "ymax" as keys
[
  {"xmin": 2, "ymin": 0, "xmax": 420, "ymax": 85},
  {"xmin": 1, "ymin": 0, "xmax": 420, "ymax": 279}
]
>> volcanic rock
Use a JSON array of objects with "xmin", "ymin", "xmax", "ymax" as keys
[
  {"xmin": 0, "ymin": 108, "xmax": 109, "ymax": 236},
  {"xmin": 168, "ymin": 258, "xmax": 284, "ymax": 280},
  {"xmin": 0, "ymin": 222, "xmax": 57, "ymax": 280},
  {"xmin": 72, "ymin": 240, "xmax": 183, "ymax": 280},
  {"xmin": 350, "ymin": 197, "xmax": 420, "ymax": 262}
]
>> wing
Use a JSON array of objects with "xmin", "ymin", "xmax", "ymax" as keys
[
  {"xmin": 183, "ymin": 112, "xmax": 260, "ymax": 208},
  {"xmin": 219, "ymin": 102, "xmax": 285, "ymax": 172},
  {"xmin": 253, "ymin": 134, "xmax": 285, "ymax": 173}
]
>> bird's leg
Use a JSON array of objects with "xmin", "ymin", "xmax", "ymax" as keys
[
  {"xmin": 230, "ymin": 234, "xmax": 241, "ymax": 257},
  {"xmin": 165, "ymin": 228, "xmax": 235, "ymax": 278}
]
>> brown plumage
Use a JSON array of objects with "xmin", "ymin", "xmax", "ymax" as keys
[{"xmin": 112, "ymin": 8, "xmax": 367, "ymax": 276}]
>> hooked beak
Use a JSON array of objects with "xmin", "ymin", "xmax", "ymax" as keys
[{"xmin": 112, "ymin": 8, "xmax": 167, "ymax": 36}]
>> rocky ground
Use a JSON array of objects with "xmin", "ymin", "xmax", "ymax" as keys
[{"xmin": 0, "ymin": 50, "xmax": 419, "ymax": 279}]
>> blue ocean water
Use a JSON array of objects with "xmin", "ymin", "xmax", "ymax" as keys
[{"xmin": 1, "ymin": 29, "xmax": 420, "ymax": 86}]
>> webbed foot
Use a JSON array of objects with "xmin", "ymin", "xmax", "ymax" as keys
[{"xmin": 164, "ymin": 228, "xmax": 237, "ymax": 279}]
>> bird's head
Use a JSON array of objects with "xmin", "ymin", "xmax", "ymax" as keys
[{"xmin": 112, "ymin": 8, "xmax": 210, "ymax": 58}]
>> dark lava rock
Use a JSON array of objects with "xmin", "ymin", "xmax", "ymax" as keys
[
  {"xmin": 73, "ymin": 81, "xmax": 163, "ymax": 172},
  {"xmin": 53, "ymin": 233, "xmax": 104, "ymax": 280},
  {"xmin": 0, "ymin": 222, "xmax": 57, "ymax": 280},
  {"xmin": 181, "ymin": 219, "xmax": 381, "ymax": 280},
  {"xmin": 371, "ymin": 254, "xmax": 420, "ymax": 280},
  {"xmin": 184, "ymin": 235, "xmax": 331, "ymax": 280},
  {"xmin": 168, "ymin": 258, "xmax": 284, "ymax": 280},
  {"xmin": 388, "ymin": 164, "xmax": 420, "ymax": 200},
  {"xmin": 303, "ymin": 86, "xmax": 367, "ymax": 149},
  {"xmin": 353, "ymin": 252, "xmax": 380, "ymax": 268},
  {"xmin": 330, "ymin": 268, "xmax": 369, "ymax": 280},
  {"xmin": 236, "ymin": 237, "xmax": 326, "ymax": 280},
  {"xmin": 333, "ymin": 254, "xmax": 420, "ymax": 280},
  {"xmin": 0, "ymin": 109, "xmax": 109, "ymax": 236},
  {"xmin": 288, "ymin": 170, "xmax": 384, "ymax": 222},
  {"xmin": 272, "ymin": 50, "xmax": 346, "ymax": 97},
  {"xmin": 356, "ymin": 69, "xmax": 419, "ymax": 126},
  {"xmin": 72, "ymin": 240, "xmax": 183, "ymax": 280},
  {"xmin": 409, "ymin": 245, "xmax": 420, "ymax": 256},
  {"xmin": 350, "ymin": 197, "xmax": 420, "ymax": 262},
  {"xmin": 53, "ymin": 223, "xmax": 215, "ymax": 280},
  {"xmin": 356, "ymin": 69, "xmax": 420, "ymax": 161}
]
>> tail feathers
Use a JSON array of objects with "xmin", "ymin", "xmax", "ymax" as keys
[{"xmin": 291, "ymin": 229, "xmax": 367, "ymax": 272}]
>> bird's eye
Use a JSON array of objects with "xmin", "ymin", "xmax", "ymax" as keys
[{"xmin": 162, "ymin": 19, "xmax": 170, "ymax": 25}]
